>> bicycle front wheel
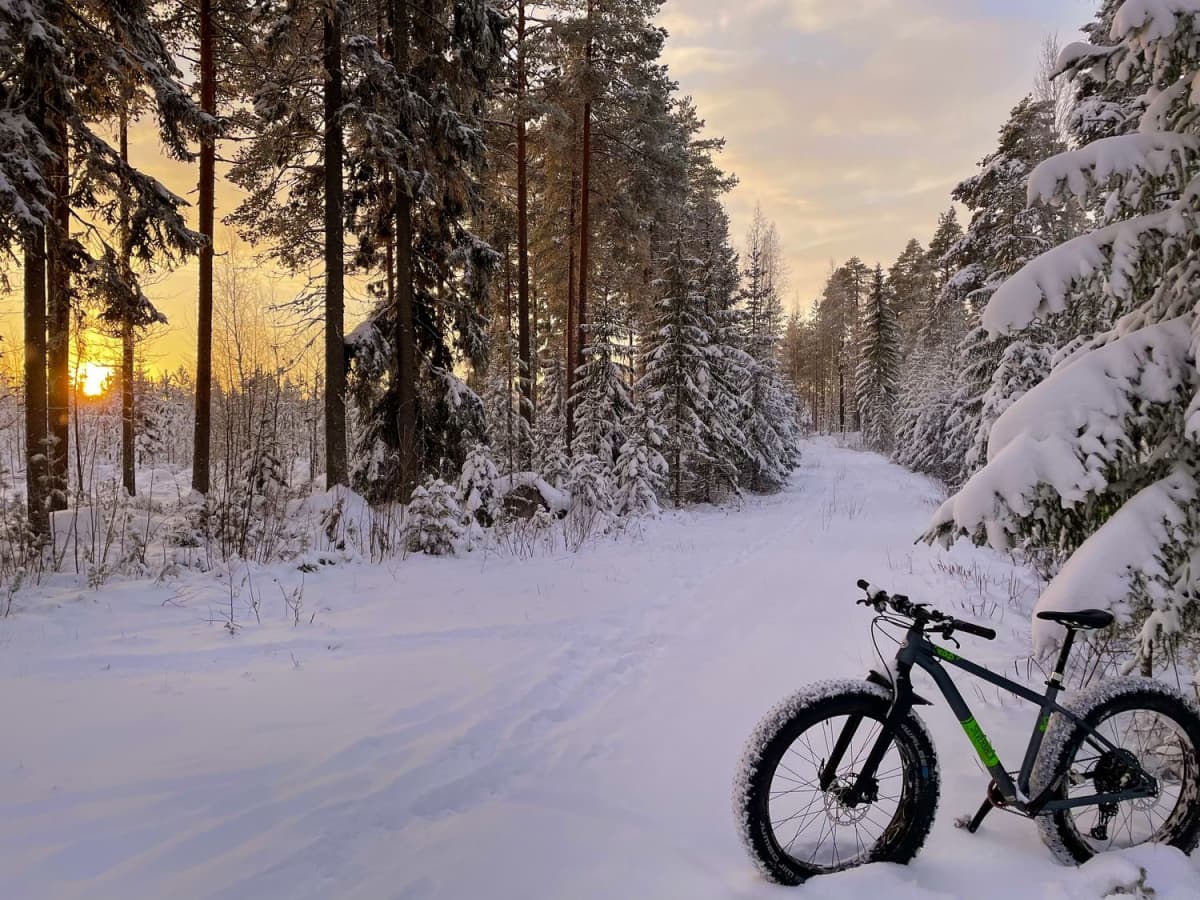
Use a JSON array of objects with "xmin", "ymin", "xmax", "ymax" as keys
[
  {"xmin": 1032, "ymin": 677, "xmax": 1200, "ymax": 864},
  {"xmin": 734, "ymin": 680, "xmax": 940, "ymax": 884}
]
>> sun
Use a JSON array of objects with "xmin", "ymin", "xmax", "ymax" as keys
[{"xmin": 77, "ymin": 362, "xmax": 113, "ymax": 397}]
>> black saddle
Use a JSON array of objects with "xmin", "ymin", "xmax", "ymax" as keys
[{"xmin": 1036, "ymin": 609, "xmax": 1115, "ymax": 630}]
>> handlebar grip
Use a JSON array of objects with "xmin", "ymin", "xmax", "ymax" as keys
[
  {"xmin": 856, "ymin": 579, "xmax": 870, "ymax": 591},
  {"xmin": 954, "ymin": 620, "xmax": 997, "ymax": 641}
]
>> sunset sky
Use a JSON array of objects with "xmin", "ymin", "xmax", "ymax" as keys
[{"xmin": 0, "ymin": 0, "xmax": 1093, "ymax": 376}]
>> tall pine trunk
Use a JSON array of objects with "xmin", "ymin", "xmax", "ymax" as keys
[
  {"xmin": 192, "ymin": 0, "xmax": 216, "ymax": 495},
  {"xmin": 515, "ymin": 0, "xmax": 533, "ymax": 462},
  {"xmin": 46, "ymin": 110, "xmax": 69, "ymax": 511},
  {"xmin": 119, "ymin": 107, "xmax": 136, "ymax": 496},
  {"xmin": 24, "ymin": 230, "xmax": 49, "ymax": 535},
  {"xmin": 391, "ymin": 0, "xmax": 418, "ymax": 500},
  {"xmin": 564, "ymin": 130, "xmax": 578, "ymax": 449},
  {"xmin": 574, "ymin": 0, "xmax": 594, "ymax": 446},
  {"xmin": 323, "ymin": 0, "xmax": 349, "ymax": 487}
]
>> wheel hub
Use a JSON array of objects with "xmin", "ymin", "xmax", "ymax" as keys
[{"xmin": 825, "ymin": 775, "xmax": 877, "ymax": 824}]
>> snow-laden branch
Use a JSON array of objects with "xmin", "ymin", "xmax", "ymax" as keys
[
  {"xmin": 927, "ymin": 316, "xmax": 1196, "ymax": 551},
  {"xmin": 1055, "ymin": 41, "xmax": 1118, "ymax": 77},
  {"xmin": 1027, "ymin": 132, "xmax": 1200, "ymax": 207},
  {"xmin": 981, "ymin": 210, "xmax": 1180, "ymax": 335},
  {"xmin": 1112, "ymin": 0, "xmax": 1200, "ymax": 44},
  {"xmin": 1031, "ymin": 468, "xmax": 1197, "ymax": 654}
]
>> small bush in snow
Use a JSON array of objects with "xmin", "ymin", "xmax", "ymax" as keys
[
  {"xmin": 405, "ymin": 480, "xmax": 463, "ymax": 556},
  {"xmin": 458, "ymin": 443, "xmax": 501, "ymax": 525}
]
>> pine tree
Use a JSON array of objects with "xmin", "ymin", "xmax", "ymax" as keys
[{"xmin": 856, "ymin": 265, "xmax": 900, "ymax": 452}]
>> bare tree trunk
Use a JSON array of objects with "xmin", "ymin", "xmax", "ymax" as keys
[
  {"xmin": 323, "ymin": 0, "xmax": 349, "ymax": 487},
  {"xmin": 391, "ymin": 0, "xmax": 418, "ymax": 500},
  {"xmin": 119, "ymin": 108, "xmax": 136, "ymax": 496},
  {"xmin": 564, "ymin": 143, "xmax": 578, "ymax": 450},
  {"xmin": 46, "ymin": 108, "xmax": 69, "ymax": 511},
  {"xmin": 505, "ymin": 245, "xmax": 515, "ymax": 475},
  {"xmin": 24, "ymin": 224, "xmax": 49, "ymax": 535},
  {"xmin": 192, "ymin": 0, "xmax": 216, "ymax": 495},
  {"xmin": 515, "ymin": 0, "xmax": 533, "ymax": 463},
  {"xmin": 575, "ymin": 0, "xmax": 594, "ymax": 442}
]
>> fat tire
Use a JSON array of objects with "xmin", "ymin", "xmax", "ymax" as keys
[
  {"xmin": 1031, "ymin": 677, "xmax": 1200, "ymax": 865},
  {"xmin": 733, "ymin": 679, "xmax": 940, "ymax": 884}
]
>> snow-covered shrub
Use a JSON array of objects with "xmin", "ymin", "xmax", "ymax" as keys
[
  {"xmin": 457, "ymin": 443, "xmax": 501, "ymax": 525},
  {"xmin": 565, "ymin": 452, "xmax": 613, "ymax": 547},
  {"xmin": 614, "ymin": 415, "xmax": 668, "ymax": 518},
  {"xmin": 929, "ymin": 3, "xmax": 1200, "ymax": 671},
  {"xmin": 405, "ymin": 480, "xmax": 463, "ymax": 556}
]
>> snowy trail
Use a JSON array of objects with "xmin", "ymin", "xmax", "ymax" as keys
[{"xmin": 3, "ymin": 439, "xmax": 1199, "ymax": 899}]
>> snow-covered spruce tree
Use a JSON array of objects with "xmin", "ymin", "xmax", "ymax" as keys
[
  {"xmin": 888, "ymin": 238, "xmax": 935, "ymax": 358},
  {"xmin": 941, "ymin": 97, "xmax": 1072, "ymax": 486},
  {"xmin": 565, "ymin": 451, "xmax": 614, "ymax": 540},
  {"xmin": 613, "ymin": 410, "xmax": 668, "ymax": 517},
  {"xmin": 929, "ymin": 1, "xmax": 1200, "ymax": 668},
  {"xmin": 533, "ymin": 347, "xmax": 570, "ymax": 487},
  {"xmin": 406, "ymin": 479, "xmax": 463, "ymax": 556},
  {"xmin": 856, "ymin": 265, "xmax": 900, "ymax": 452},
  {"xmin": 892, "ymin": 341, "xmax": 959, "ymax": 481},
  {"xmin": 693, "ymin": 194, "xmax": 750, "ymax": 501},
  {"xmin": 570, "ymin": 290, "xmax": 633, "ymax": 468},
  {"xmin": 639, "ymin": 230, "xmax": 715, "ymax": 506},
  {"xmin": 963, "ymin": 338, "xmax": 1053, "ymax": 493},
  {"xmin": 894, "ymin": 209, "xmax": 967, "ymax": 477},
  {"xmin": 738, "ymin": 207, "xmax": 798, "ymax": 491}
]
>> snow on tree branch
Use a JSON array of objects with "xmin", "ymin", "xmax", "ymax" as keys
[
  {"xmin": 1027, "ymin": 133, "xmax": 1200, "ymax": 208},
  {"xmin": 928, "ymin": 316, "xmax": 1195, "ymax": 550},
  {"xmin": 981, "ymin": 210, "xmax": 1179, "ymax": 335},
  {"xmin": 1030, "ymin": 467, "xmax": 1198, "ymax": 653}
]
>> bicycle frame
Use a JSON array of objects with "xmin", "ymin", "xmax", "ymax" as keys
[{"xmin": 824, "ymin": 621, "xmax": 1159, "ymax": 816}]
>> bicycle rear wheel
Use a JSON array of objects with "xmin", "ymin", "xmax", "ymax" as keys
[
  {"xmin": 1032, "ymin": 678, "xmax": 1200, "ymax": 864},
  {"xmin": 734, "ymin": 680, "xmax": 940, "ymax": 884}
]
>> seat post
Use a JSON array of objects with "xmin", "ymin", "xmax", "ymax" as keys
[{"xmin": 1050, "ymin": 627, "xmax": 1076, "ymax": 686}]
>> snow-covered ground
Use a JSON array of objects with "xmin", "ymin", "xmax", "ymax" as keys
[{"xmin": 2, "ymin": 438, "xmax": 1198, "ymax": 899}]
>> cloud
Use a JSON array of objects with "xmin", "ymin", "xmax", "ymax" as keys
[
  {"xmin": 661, "ymin": 0, "xmax": 1088, "ymax": 309},
  {"xmin": 783, "ymin": 0, "xmax": 897, "ymax": 33}
]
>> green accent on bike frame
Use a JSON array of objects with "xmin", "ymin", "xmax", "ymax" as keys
[
  {"xmin": 1038, "ymin": 714, "xmax": 1050, "ymax": 733},
  {"xmin": 934, "ymin": 646, "xmax": 958, "ymax": 662},
  {"xmin": 960, "ymin": 716, "xmax": 1000, "ymax": 767}
]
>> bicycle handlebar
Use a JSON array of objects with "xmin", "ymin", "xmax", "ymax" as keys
[{"xmin": 855, "ymin": 579, "xmax": 996, "ymax": 642}]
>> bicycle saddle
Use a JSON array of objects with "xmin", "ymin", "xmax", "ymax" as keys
[{"xmin": 1035, "ymin": 609, "xmax": 1115, "ymax": 630}]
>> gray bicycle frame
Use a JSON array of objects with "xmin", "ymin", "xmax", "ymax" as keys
[{"xmin": 830, "ymin": 622, "xmax": 1158, "ymax": 815}]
